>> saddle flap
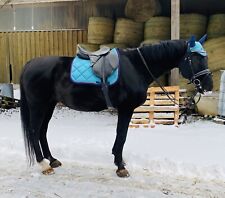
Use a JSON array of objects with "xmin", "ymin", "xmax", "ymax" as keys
[
  {"xmin": 93, "ymin": 58, "xmax": 113, "ymax": 78},
  {"xmin": 93, "ymin": 48, "xmax": 119, "ymax": 78}
]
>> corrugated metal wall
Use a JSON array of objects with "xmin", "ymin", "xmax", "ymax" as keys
[
  {"xmin": 0, "ymin": 1, "xmax": 126, "ymax": 31},
  {"xmin": 0, "ymin": 30, "xmax": 87, "ymax": 83},
  {"xmin": 0, "ymin": 0, "xmax": 126, "ymax": 83}
]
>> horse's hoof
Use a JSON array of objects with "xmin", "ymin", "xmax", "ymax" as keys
[
  {"xmin": 50, "ymin": 159, "xmax": 62, "ymax": 168},
  {"xmin": 116, "ymin": 168, "xmax": 130, "ymax": 177},
  {"xmin": 42, "ymin": 167, "xmax": 55, "ymax": 175}
]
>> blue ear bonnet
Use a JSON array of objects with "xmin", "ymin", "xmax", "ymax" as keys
[{"xmin": 188, "ymin": 41, "xmax": 207, "ymax": 57}]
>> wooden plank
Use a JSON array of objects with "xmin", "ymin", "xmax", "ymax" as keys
[
  {"xmin": 132, "ymin": 112, "xmax": 175, "ymax": 119},
  {"xmin": 62, "ymin": 30, "xmax": 68, "ymax": 56},
  {"xmin": 153, "ymin": 100, "xmax": 177, "ymax": 106},
  {"xmin": 49, "ymin": 31, "xmax": 54, "ymax": 55},
  {"xmin": 135, "ymin": 105, "xmax": 179, "ymax": 112},
  {"xmin": 0, "ymin": 33, "xmax": 8, "ymax": 83},
  {"xmin": 12, "ymin": 32, "xmax": 18, "ymax": 82},
  {"xmin": 35, "ymin": 31, "xmax": 41, "ymax": 57},
  {"xmin": 67, "ymin": 30, "xmax": 73, "ymax": 56},
  {"xmin": 30, "ymin": 31, "xmax": 36, "ymax": 58},
  {"xmin": 148, "ymin": 86, "xmax": 180, "ymax": 93},
  {"xmin": 52, "ymin": 31, "xmax": 58, "ymax": 55},
  {"xmin": 170, "ymin": 0, "xmax": 180, "ymax": 85},
  {"xmin": 72, "ymin": 30, "xmax": 78, "ymax": 54},
  {"xmin": 82, "ymin": 30, "xmax": 88, "ymax": 43},
  {"xmin": 9, "ymin": 32, "xmax": 18, "ymax": 83},
  {"xmin": 132, "ymin": 113, "xmax": 149, "ymax": 119},
  {"xmin": 40, "ymin": 31, "xmax": 45, "ymax": 56},
  {"xmin": 154, "ymin": 119, "xmax": 174, "ymax": 125},
  {"xmin": 25, "ymin": 32, "xmax": 32, "ymax": 62},
  {"xmin": 130, "ymin": 119, "xmax": 149, "ymax": 124},
  {"xmin": 58, "ymin": 31, "xmax": 63, "ymax": 56},
  {"xmin": 129, "ymin": 124, "xmax": 150, "ymax": 128},
  {"xmin": 78, "ymin": 30, "xmax": 83, "ymax": 43},
  {"xmin": 17, "ymin": 32, "xmax": 24, "ymax": 80},
  {"xmin": 44, "ymin": 31, "xmax": 50, "ymax": 55}
]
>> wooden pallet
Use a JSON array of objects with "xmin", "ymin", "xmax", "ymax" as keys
[
  {"xmin": 0, "ymin": 95, "xmax": 20, "ymax": 109},
  {"xmin": 130, "ymin": 86, "xmax": 182, "ymax": 128}
]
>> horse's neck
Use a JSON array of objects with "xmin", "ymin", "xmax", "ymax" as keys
[{"xmin": 139, "ymin": 41, "xmax": 187, "ymax": 84}]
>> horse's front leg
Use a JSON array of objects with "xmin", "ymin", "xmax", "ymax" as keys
[{"xmin": 112, "ymin": 108, "xmax": 134, "ymax": 177}]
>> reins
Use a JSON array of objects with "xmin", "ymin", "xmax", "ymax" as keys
[{"xmin": 137, "ymin": 48, "xmax": 180, "ymax": 106}]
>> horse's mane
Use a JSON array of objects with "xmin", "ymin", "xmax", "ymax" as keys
[{"xmin": 141, "ymin": 40, "xmax": 188, "ymax": 64}]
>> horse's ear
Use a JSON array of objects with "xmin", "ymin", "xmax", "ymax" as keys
[
  {"xmin": 199, "ymin": 34, "xmax": 207, "ymax": 45},
  {"xmin": 188, "ymin": 35, "xmax": 196, "ymax": 48}
]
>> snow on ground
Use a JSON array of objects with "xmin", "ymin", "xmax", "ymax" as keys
[{"xmin": 1, "ymin": 106, "xmax": 225, "ymax": 198}]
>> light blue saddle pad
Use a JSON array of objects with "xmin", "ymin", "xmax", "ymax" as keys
[{"xmin": 70, "ymin": 48, "xmax": 119, "ymax": 85}]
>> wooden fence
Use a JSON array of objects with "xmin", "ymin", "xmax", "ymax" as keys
[{"xmin": 0, "ymin": 30, "xmax": 87, "ymax": 83}]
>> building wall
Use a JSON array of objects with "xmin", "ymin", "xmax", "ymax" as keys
[{"xmin": 0, "ymin": 0, "xmax": 126, "ymax": 83}]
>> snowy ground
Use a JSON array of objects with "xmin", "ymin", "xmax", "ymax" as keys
[{"xmin": 1, "ymin": 105, "xmax": 225, "ymax": 198}]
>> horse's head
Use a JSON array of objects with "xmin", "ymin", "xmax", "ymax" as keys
[{"xmin": 179, "ymin": 35, "xmax": 213, "ymax": 94}]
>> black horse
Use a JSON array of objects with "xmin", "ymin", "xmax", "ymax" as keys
[{"xmin": 20, "ymin": 36, "xmax": 213, "ymax": 177}]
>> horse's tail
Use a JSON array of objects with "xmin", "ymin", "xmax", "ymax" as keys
[{"xmin": 20, "ymin": 69, "xmax": 35, "ymax": 165}]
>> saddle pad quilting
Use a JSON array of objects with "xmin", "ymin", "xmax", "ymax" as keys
[{"xmin": 70, "ymin": 48, "xmax": 119, "ymax": 85}]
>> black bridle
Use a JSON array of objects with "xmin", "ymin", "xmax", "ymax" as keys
[{"xmin": 184, "ymin": 53, "xmax": 211, "ymax": 93}]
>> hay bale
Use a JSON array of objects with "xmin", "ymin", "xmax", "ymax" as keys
[
  {"xmin": 144, "ymin": 17, "xmax": 171, "ymax": 40},
  {"xmin": 77, "ymin": 43, "xmax": 99, "ymax": 52},
  {"xmin": 141, "ymin": 39, "xmax": 160, "ymax": 46},
  {"xmin": 88, "ymin": 17, "xmax": 114, "ymax": 44},
  {"xmin": 207, "ymin": 14, "xmax": 225, "ymax": 39},
  {"xmin": 204, "ymin": 36, "xmax": 225, "ymax": 72},
  {"xmin": 114, "ymin": 18, "xmax": 143, "ymax": 47},
  {"xmin": 180, "ymin": 14, "xmax": 207, "ymax": 40},
  {"xmin": 125, "ymin": 0, "xmax": 161, "ymax": 22},
  {"xmin": 100, "ymin": 43, "xmax": 127, "ymax": 49}
]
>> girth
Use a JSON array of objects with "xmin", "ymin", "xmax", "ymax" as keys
[{"xmin": 77, "ymin": 45, "xmax": 119, "ymax": 109}]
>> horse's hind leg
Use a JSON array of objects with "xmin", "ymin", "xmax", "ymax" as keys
[
  {"xmin": 29, "ymin": 105, "xmax": 54, "ymax": 175},
  {"xmin": 39, "ymin": 102, "xmax": 62, "ymax": 169}
]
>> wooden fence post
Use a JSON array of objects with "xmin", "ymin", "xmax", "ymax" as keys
[{"xmin": 170, "ymin": 0, "xmax": 180, "ymax": 85}]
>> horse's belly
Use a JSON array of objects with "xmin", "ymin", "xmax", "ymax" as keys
[{"xmin": 60, "ymin": 95, "xmax": 107, "ymax": 112}]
